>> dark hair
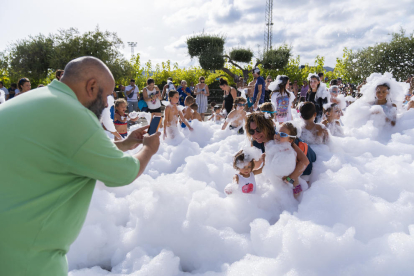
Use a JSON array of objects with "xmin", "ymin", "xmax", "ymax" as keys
[
  {"xmin": 0, "ymin": 81, "xmax": 3, "ymax": 86},
  {"xmin": 184, "ymin": 95, "xmax": 195, "ymax": 105},
  {"xmin": 147, "ymin": 78, "xmax": 155, "ymax": 85},
  {"xmin": 168, "ymin": 77, "xmax": 173, "ymax": 81},
  {"xmin": 245, "ymin": 112, "xmax": 275, "ymax": 142},
  {"xmin": 55, "ymin": 69, "xmax": 64, "ymax": 79},
  {"xmin": 300, "ymin": 102, "xmax": 316, "ymax": 120},
  {"xmin": 168, "ymin": 90, "xmax": 178, "ymax": 99},
  {"xmin": 190, "ymin": 103, "xmax": 198, "ymax": 111},
  {"xmin": 330, "ymin": 79, "xmax": 338, "ymax": 86},
  {"xmin": 18, "ymin": 78, "xmax": 30, "ymax": 90},
  {"xmin": 214, "ymin": 106, "xmax": 221, "ymax": 111},
  {"xmin": 271, "ymin": 75, "xmax": 290, "ymax": 97},
  {"xmin": 308, "ymin": 75, "xmax": 320, "ymax": 94},
  {"xmin": 233, "ymin": 150, "xmax": 255, "ymax": 170},
  {"xmin": 130, "ymin": 79, "xmax": 135, "ymax": 82},
  {"xmin": 219, "ymin": 78, "xmax": 228, "ymax": 86},
  {"xmin": 11, "ymin": 83, "xmax": 17, "ymax": 89},
  {"xmin": 318, "ymin": 72, "xmax": 324, "ymax": 78},
  {"xmin": 376, "ymin": 83, "xmax": 390, "ymax": 90},
  {"xmin": 199, "ymin": 76, "xmax": 205, "ymax": 81},
  {"xmin": 210, "ymin": 101, "xmax": 216, "ymax": 108}
]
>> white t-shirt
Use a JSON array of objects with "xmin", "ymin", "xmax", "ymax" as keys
[
  {"xmin": 15, "ymin": 89, "xmax": 20, "ymax": 95},
  {"xmin": 236, "ymin": 172, "xmax": 257, "ymax": 194},
  {"xmin": 125, "ymin": 85, "xmax": 139, "ymax": 102},
  {"xmin": 0, "ymin": 90, "xmax": 5, "ymax": 104},
  {"xmin": 271, "ymin": 91, "xmax": 295, "ymax": 123},
  {"xmin": 0, "ymin": 87, "xmax": 8, "ymax": 96}
]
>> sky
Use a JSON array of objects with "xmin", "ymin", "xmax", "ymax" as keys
[{"xmin": 1, "ymin": 0, "xmax": 413, "ymax": 68}]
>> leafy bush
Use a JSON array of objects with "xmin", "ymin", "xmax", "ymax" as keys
[
  {"xmin": 229, "ymin": 48, "xmax": 253, "ymax": 63},
  {"xmin": 261, "ymin": 44, "xmax": 291, "ymax": 70},
  {"xmin": 186, "ymin": 34, "xmax": 225, "ymax": 58}
]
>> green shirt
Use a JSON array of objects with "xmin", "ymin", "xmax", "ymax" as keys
[{"xmin": 0, "ymin": 80, "xmax": 140, "ymax": 275}]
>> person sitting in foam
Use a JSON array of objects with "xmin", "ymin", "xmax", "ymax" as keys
[{"xmin": 225, "ymin": 150, "xmax": 265, "ymax": 195}]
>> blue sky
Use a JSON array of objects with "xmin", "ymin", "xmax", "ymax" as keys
[{"xmin": 1, "ymin": 0, "xmax": 413, "ymax": 67}]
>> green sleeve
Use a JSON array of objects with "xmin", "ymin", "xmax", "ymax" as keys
[{"xmin": 69, "ymin": 130, "xmax": 140, "ymax": 187}]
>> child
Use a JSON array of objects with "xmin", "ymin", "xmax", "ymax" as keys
[
  {"xmin": 113, "ymin": 98, "xmax": 129, "ymax": 138},
  {"xmin": 181, "ymin": 95, "xmax": 195, "ymax": 128},
  {"xmin": 222, "ymin": 97, "xmax": 247, "ymax": 134},
  {"xmin": 299, "ymin": 102, "xmax": 329, "ymax": 144},
  {"xmin": 209, "ymin": 106, "xmax": 225, "ymax": 123},
  {"xmin": 164, "ymin": 91, "xmax": 193, "ymax": 139},
  {"xmin": 191, "ymin": 103, "xmax": 202, "ymax": 122},
  {"xmin": 225, "ymin": 150, "xmax": 265, "ymax": 195},
  {"xmin": 279, "ymin": 122, "xmax": 316, "ymax": 187},
  {"xmin": 269, "ymin": 75, "xmax": 295, "ymax": 124},
  {"xmin": 322, "ymin": 103, "xmax": 344, "ymax": 137},
  {"xmin": 373, "ymin": 83, "xmax": 397, "ymax": 126},
  {"xmin": 260, "ymin": 102, "xmax": 277, "ymax": 126}
]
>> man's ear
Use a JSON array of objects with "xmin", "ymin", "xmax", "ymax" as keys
[{"xmin": 85, "ymin": 78, "xmax": 98, "ymax": 99}]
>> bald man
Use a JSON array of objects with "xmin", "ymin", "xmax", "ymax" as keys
[{"xmin": 0, "ymin": 56, "xmax": 160, "ymax": 276}]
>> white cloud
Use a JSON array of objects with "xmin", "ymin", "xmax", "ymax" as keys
[{"xmin": 0, "ymin": 0, "xmax": 413, "ymax": 69}]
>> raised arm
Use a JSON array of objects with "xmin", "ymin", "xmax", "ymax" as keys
[{"xmin": 143, "ymin": 87, "xmax": 150, "ymax": 102}]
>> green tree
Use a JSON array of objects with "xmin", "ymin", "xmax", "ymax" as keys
[
  {"xmin": 347, "ymin": 29, "xmax": 414, "ymax": 82},
  {"xmin": 186, "ymin": 34, "xmax": 291, "ymax": 84}
]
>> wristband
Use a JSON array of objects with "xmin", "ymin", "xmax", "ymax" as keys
[
  {"xmin": 293, "ymin": 184, "xmax": 302, "ymax": 195},
  {"xmin": 285, "ymin": 176, "xmax": 294, "ymax": 184}
]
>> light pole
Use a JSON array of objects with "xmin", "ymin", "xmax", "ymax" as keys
[{"xmin": 127, "ymin": 42, "xmax": 137, "ymax": 56}]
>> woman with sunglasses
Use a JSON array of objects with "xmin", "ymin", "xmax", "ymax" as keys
[
  {"xmin": 221, "ymin": 97, "xmax": 247, "ymax": 134},
  {"xmin": 194, "ymin": 76, "xmax": 210, "ymax": 121},
  {"xmin": 220, "ymin": 78, "xmax": 237, "ymax": 116},
  {"xmin": 245, "ymin": 112, "xmax": 310, "ymax": 191}
]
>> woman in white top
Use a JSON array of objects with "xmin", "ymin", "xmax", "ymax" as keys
[
  {"xmin": 143, "ymin": 78, "xmax": 162, "ymax": 120},
  {"xmin": 194, "ymin": 76, "xmax": 210, "ymax": 121}
]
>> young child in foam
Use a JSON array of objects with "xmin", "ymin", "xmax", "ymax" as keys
[
  {"xmin": 209, "ymin": 106, "xmax": 225, "ymax": 124},
  {"xmin": 190, "ymin": 103, "xmax": 202, "ymax": 122},
  {"xmin": 224, "ymin": 149, "xmax": 265, "ymax": 195},
  {"xmin": 322, "ymin": 103, "xmax": 344, "ymax": 137},
  {"xmin": 343, "ymin": 73, "xmax": 406, "ymax": 131},
  {"xmin": 306, "ymin": 73, "xmax": 329, "ymax": 123},
  {"xmin": 164, "ymin": 91, "xmax": 193, "ymax": 139},
  {"xmin": 372, "ymin": 83, "xmax": 397, "ymax": 126},
  {"xmin": 299, "ymin": 102, "xmax": 329, "ymax": 145},
  {"xmin": 328, "ymin": 85, "xmax": 346, "ymax": 110},
  {"xmin": 279, "ymin": 122, "xmax": 316, "ymax": 186},
  {"xmin": 269, "ymin": 75, "xmax": 296, "ymax": 124},
  {"xmin": 221, "ymin": 97, "xmax": 247, "ymax": 134},
  {"xmin": 113, "ymin": 98, "xmax": 132, "ymax": 139},
  {"xmin": 181, "ymin": 96, "xmax": 195, "ymax": 128},
  {"xmin": 260, "ymin": 102, "xmax": 277, "ymax": 126},
  {"xmin": 272, "ymin": 122, "xmax": 309, "ymax": 198}
]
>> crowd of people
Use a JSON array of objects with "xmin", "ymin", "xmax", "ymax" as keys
[{"xmin": 1, "ymin": 56, "xmax": 414, "ymax": 275}]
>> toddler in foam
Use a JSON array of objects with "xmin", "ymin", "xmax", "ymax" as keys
[{"xmin": 224, "ymin": 150, "xmax": 265, "ymax": 195}]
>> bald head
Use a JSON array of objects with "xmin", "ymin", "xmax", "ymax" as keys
[
  {"xmin": 60, "ymin": 56, "xmax": 115, "ymax": 119},
  {"xmin": 61, "ymin": 56, "xmax": 113, "ymax": 84}
]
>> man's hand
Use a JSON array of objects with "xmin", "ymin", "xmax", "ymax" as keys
[
  {"xmin": 122, "ymin": 125, "xmax": 149, "ymax": 151},
  {"xmin": 142, "ymin": 131, "xmax": 161, "ymax": 155}
]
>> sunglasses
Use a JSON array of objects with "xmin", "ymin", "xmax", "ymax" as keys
[
  {"xmin": 237, "ymin": 103, "xmax": 246, "ymax": 107},
  {"xmin": 248, "ymin": 127, "xmax": 262, "ymax": 135},
  {"xmin": 261, "ymin": 110, "xmax": 276, "ymax": 114},
  {"xmin": 275, "ymin": 131, "xmax": 296, "ymax": 138}
]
